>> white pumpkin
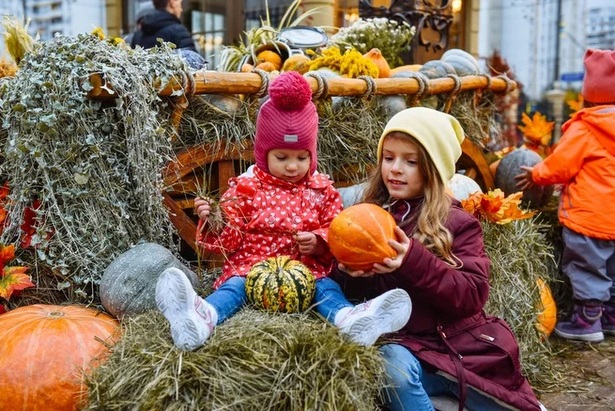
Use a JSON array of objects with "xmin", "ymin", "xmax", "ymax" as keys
[{"xmin": 447, "ymin": 173, "xmax": 482, "ymax": 200}]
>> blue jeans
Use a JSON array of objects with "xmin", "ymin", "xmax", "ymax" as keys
[
  {"xmin": 205, "ymin": 276, "xmax": 352, "ymax": 325},
  {"xmin": 313, "ymin": 276, "xmax": 354, "ymax": 321},
  {"xmin": 380, "ymin": 343, "xmax": 511, "ymax": 411},
  {"xmin": 205, "ymin": 276, "xmax": 247, "ymax": 324}
]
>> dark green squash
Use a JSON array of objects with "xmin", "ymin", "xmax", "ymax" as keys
[{"xmin": 245, "ymin": 256, "xmax": 315, "ymax": 313}]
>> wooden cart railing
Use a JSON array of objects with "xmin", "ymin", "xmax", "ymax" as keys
[{"xmin": 90, "ymin": 71, "xmax": 516, "ymax": 257}]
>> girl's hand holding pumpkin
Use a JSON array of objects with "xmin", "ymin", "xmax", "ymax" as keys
[
  {"xmin": 338, "ymin": 263, "xmax": 372, "ymax": 277},
  {"xmin": 371, "ymin": 227, "xmax": 411, "ymax": 274},
  {"xmin": 194, "ymin": 196, "xmax": 212, "ymax": 222}
]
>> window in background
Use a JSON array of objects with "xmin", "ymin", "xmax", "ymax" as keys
[{"xmin": 192, "ymin": 9, "xmax": 225, "ymax": 68}]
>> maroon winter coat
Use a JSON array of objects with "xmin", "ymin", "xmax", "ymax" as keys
[{"xmin": 330, "ymin": 198, "xmax": 541, "ymax": 411}]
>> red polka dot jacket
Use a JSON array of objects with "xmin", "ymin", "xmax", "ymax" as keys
[{"xmin": 197, "ymin": 166, "xmax": 344, "ymax": 289}]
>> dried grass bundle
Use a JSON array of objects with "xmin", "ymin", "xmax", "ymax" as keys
[
  {"xmin": 433, "ymin": 90, "xmax": 498, "ymax": 148},
  {"xmin": 317, "ymin": 98, "xmax": 386, "ymax": 184},
  {"xmin": 482, "ymin": 217, "xmax": 565, "ymax": 391},
  {"xmin": 175, "ymin": 95, "xmax": 256, "ymax": 150},
  {"xmin": 85, "ymin": 309, "xmax": 386, "ymax": 411},
  {"xmin": 0, "ymin": 33, "xmax": 187, "ymax": 304}
]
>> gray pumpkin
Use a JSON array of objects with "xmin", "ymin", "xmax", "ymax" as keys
[
  {"xmin": 441, "ymin": 49, "xmax": 482, "ymax": 76},
  {"xmin": 100, "ymin": 243, "xmax": 199, "ymax": 319},
  {"xmin": 378, "ymin": 95, "xmax": 408, "ymax": 119},
  {"xmin": 495, "ymin": 148, "xmax": 554, "ymax": 208},
  {"xmin": 418, "ymin": 60, "xmax": 457, "ymax": 79},
  {"xmin": 201, "ymin": 94, "xmax": 243, "ymax": 114}
]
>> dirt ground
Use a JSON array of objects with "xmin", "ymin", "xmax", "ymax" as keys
[{"xmin": 538, "ymin": 337, "xmax": 615, "ymax": 410}]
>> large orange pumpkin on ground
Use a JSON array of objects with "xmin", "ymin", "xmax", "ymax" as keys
[
  {"xmin": 329, "ymin": 203, "xmax": 397, "ymax": 271},
  {"xmin": 0, "ymin": 304, "xmax": 120, "ymax": 411}
]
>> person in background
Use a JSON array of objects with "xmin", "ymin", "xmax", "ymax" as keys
[
  {"xmin": 154, "ymin": 71, "xmax": 411, "ymax": 352},
  {"xmin": 130, "ymin": 0, "xmax": 196, "ymax": 51},
  {"xmin": 123, "ymin": 6, "xmax": 153, "ymax": 45},
  {"xmin": 330, "ymin": 107, "xmax": 544, "ymax": 410},
  {"xmin": 516, "ymin": 48, "xmax": 615, "ymax": 343}
]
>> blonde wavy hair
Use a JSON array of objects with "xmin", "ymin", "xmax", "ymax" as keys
[{"xmin": 362, "ymin": 132, "xmax": 462, "ymax": 268}]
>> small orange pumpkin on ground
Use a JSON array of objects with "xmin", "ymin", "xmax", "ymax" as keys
[
  {"xmin": 536, "ymin": 278, "xmax": 557, "ymax": 337},
  {"xmin": 329, "ymin": 203, "xmax": 397, "ymax": 271},
  {"xmin": 0, "ymin": 304, "xmax": 120, "ymax": 411}
]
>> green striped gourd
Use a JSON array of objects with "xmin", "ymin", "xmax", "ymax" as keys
[{"xmin": 245, "ymin": 256, "xmax": 315, "ymax": 313}]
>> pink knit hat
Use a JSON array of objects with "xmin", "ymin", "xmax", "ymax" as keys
[
  {"xmin": 254, "ymin": 71, "xmax": 319, "ymax": 174},
  {"xmin": 582, "ymin": 49, "xmax": 615, "ymax": 104}
]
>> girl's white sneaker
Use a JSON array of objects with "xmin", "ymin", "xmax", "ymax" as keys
[
  {"xmin": 155, "ymin": 267, "xmax": 215, "ymax": 351},
  {"xmin": 336, "ymin": 288, "xmax": 412, "ymax": 346}
]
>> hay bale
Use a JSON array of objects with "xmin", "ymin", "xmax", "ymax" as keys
[
  {"xmin": 482, "ymin": 217, "xmax": 559, "ymax": 389},
  {"xmin": 84, "ymin": 309, "xmax": 386, "ymax": 411}
]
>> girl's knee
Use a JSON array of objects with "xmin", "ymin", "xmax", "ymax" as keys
[
  {"xmin": 225, "ymin": 276, "xmax": 246, "ymax": 287},
  {"xmin": 379, "ymin": 344, "xmax": 422, "ymax": 386}
]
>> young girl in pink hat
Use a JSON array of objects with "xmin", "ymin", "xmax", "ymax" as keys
[{"xmin": 154, "ymin": 71, "xmax": 411, "ymax": 351}]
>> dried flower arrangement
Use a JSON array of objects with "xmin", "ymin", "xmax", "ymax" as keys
[
  {"xmin": 330, "ymin": 17, "xmax": 415, "ymax": 68},
  {"xmin": 0, "ymin": 30, "xmax": 189, "ymax": 304}
]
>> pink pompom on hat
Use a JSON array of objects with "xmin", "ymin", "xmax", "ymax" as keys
[
  {"xmin": 582, "ymin": 49, "xmax": 615, "ymax": 104},
  {"xmin": 254, "ymin": 71, "xmax": 319, "ymax": 174}
]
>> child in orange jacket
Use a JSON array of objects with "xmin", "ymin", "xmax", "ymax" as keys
[{"xmin": 516, "ymin": 49, "xmax": 615, "ymax": 342}]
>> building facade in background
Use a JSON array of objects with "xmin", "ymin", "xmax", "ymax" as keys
[
  {"xmin": 1, "ymin": 0, "xmax": 105, "ymax": 43},
  {"xmin": 479, "ymin": 0, "xmax": 615, "ymax": 101},
  {"xmin": 3, "ymin": 0, "xmax": 615, "ymax": 102},
  {"xmin": 587, "ymin": 5, "xmax": 615, "ymax": 49}
]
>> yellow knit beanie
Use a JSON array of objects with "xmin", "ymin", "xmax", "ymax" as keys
[{"xmin": 377, "ymin": 107, "xmax": 465, "ymax": 183}]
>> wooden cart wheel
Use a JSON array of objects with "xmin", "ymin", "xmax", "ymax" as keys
[
  {"xmin": 456, "ymin": 139, "xmax": 494, "ymax": 193},
  {"xmin": 162, "ymin": 143, "xmax": 253, "ymax": 256}
]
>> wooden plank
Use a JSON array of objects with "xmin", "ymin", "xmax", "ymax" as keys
[
  {"xmin": 460, "ymin": 139, "xmax": 494, "ymax": 191},
  {"xmin": 163, "ymin": 191, "xmax": 197, "ymax": 250},
  {"xmin": 89, "ymin": 72, "xmax": 517, "ymax": 99},
  {"xmin": 217, "ymin": 160, "xmax": 236, "ymax": 194},
  {"xmin": 164, "ymin": 143, "xmax": 254, "ymax": 185}
]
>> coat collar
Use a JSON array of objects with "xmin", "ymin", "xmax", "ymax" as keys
[
  {"xmin": 386, "ymin": 197, "xmax": 423, "ymax": 223},
  {"xmin": 253, "ymin": 165, "xmax": 333, "ymax": 190}
]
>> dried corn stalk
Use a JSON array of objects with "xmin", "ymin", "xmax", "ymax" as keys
[{"xmin": 1, "ymin": 16, "xmax": 35, "ymax": 65}]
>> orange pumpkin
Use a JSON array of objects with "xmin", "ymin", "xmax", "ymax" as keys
[
  {"xmin": 363, "ymin": 48, "xmax": 391, "ymax": 78},
  {"xmin": 329, "ymin": 203, "xmax": 397, "ymax": 271},
  {"xmin": 0, "ymin": 304, "xmax": 120, "ymax": 411},
  {"xmin": 536, "ymin": 278, "xmax": 557, "ymax": 337}
]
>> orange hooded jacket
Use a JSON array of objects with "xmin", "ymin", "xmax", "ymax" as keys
[{"xmin": 532, "ymin": 105, "xmax": 615, "ymax": 240}]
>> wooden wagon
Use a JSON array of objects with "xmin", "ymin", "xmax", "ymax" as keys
[{"xmin": 90, "ymin": 70, "xmax": 516, "ymax": 263}]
